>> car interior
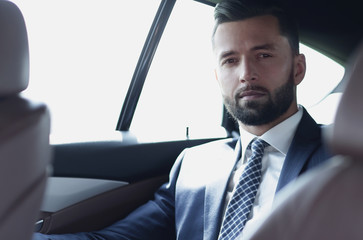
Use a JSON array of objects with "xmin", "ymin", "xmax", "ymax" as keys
[
  {"xmin": 0, "ymin": 1, "xmax": 51, "ymax": 239},
  {"xmin": 1, "ymin": 0, "xmax": 362, "ymax": 238}
]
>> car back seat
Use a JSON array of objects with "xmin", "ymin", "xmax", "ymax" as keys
[{"xmin": 0, "ymin": 1, "xmax": 52, "ymax": 239}]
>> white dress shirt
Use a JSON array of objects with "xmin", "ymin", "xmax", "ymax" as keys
[{"xmin": 220, "ymin": 106, "xmax": 303, "ymax": 238}]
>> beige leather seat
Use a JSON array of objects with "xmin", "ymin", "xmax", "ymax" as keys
[
  {"xmin": 243, "ymin": 41, "xmax": 363, "ymax": 240},
  {"xmin": 0, "ymin": 1, "xmax": 52, "ymax": 239}
]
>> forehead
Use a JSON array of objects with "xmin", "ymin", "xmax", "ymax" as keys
[{"xmin": 213, "ymin": 15, "xmax": 288, "ymax": 55}]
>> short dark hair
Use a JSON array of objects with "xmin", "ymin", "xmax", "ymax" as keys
[{"xmin": 213, "ymin": 0, "xmax": 300, "ymax": 55}]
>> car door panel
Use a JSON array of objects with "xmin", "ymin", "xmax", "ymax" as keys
[
  {"xmin": 37, "ymin": 175, "xmax": 166, "ymax": 234},
  {"xmin": 37, "ymin": 137, "xmax": 223, "ymax": 234}
]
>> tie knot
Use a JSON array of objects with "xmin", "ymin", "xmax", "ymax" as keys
[{"xmin": 249, "ymin": 138, "xmax": 268, "ymax": 155}]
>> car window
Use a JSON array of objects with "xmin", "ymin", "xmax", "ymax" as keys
[
  {"xmin": 130, "ymin": 0, "xmax": 226, "ymax": 142},
  {"xmin": 297, "ymin": 44, "xmax": 344, "ymax": 124},
  {"xmin": 14, "ymin": 0, "xmax": 160, "ymax": 143},
  {"xmin": 15, "ymin": 0, "xmax": 344, "ymax": 144}
]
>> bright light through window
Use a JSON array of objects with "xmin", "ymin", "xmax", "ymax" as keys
[
  {"xmin": 13, "ymin": 0, "xmax": 345, "ymax": 144},
  {"xmin": 298, "ymin": 44, "xmax": 344, "ymax": 124},
  {"xmin": 14, "ymin": 0, "xmax": 160, "ymax": 143}
]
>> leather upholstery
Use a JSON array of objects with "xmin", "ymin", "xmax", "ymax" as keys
[
  {"xmin": 0, "ymin": 0, "xmax": 29, "ymax": 95},
  {"xmin": 326, "ymin": 42, "xmax": 363, "ymax": 158},
  {"xmin": 0, "ymin": 1, "xmax": 52, "ymax": 239}
]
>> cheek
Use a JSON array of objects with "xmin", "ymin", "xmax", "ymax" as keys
[
  {"xmin": 260, "ymin": 61, "xmax": 292, "ymax": 88},
  {"xmin": 216, "ymin": 69, "xmax": 239, "ymax": 96},
  {"xmin": 217, "ymin": 76, "xmax": 237, "ymax": 97}
]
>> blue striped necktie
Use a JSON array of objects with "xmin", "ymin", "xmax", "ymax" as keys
[{"xmin": 218, "ymin": 138, "xmax": 268, "ymax": 240}]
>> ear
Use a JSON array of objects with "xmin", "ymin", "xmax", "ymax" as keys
[
  {"xmin": 294, "ymin": 53, "xmax": 306, "ymax": 85},
  {"xmin": 214, "ymin": 69, "xmax": 220, "ymax": 83}
]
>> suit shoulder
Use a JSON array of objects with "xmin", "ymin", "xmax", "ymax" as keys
[
  {"xmin": 181, "ymin": 138, "xmax": 238, "ymax": 160},
  {"xmin": 188, "ymin": 138, "xmax": 237, "ymax": 151}
]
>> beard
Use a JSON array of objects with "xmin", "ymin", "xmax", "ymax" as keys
[{"xmin": 223, "ymin": 71, "xmax": 295, "ymax": 126}]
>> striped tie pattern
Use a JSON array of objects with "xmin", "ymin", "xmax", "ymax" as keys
[{"xmin": 218, "ymin": 138, "xmax": 268, "ymax": 240}]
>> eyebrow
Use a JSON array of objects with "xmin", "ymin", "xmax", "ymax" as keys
[
  {"xmin": 218, "ymin": 43, "xmax": 277, "ymax": 60},
  {"xmin": 219, "ymin": 50, "xmax": 237, "ymax": 60},
  {"xmin": 251, "ymin": 43, "xmax": 277, "ymax": 51}
]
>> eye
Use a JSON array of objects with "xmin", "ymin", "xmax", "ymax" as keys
[
  {"xmin": 258, "ymin": 53, "xmax": 272, "ymax": 59},
  {"xmin": 222, "ymin": 58, "xmax": 238, "ymax": 66}
]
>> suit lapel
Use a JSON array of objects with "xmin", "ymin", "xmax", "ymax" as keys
[
  {"xmin": 203, "ymin": 139, "xmax": 240, "ymax": 240},
  {"xmin": 200, "ymin": 109, "xmax": 322, "ymax": 238},
  {"xmin": 275, "ymin": 109, "xmax": 322, "ymax": 192}
]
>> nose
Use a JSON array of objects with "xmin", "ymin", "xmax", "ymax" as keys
[{"xmin": 238, "ymin": 57, "xmax": 257, "ymax": 83}]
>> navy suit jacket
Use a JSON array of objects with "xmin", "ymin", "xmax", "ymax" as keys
[{"xmin": 34, "ymin": 109, "xmax": 331, "ymax": 240}]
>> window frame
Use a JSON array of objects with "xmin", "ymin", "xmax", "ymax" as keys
[{"xmin": 116, "ymin": 0, "xmax": 177, "ymax": 131}]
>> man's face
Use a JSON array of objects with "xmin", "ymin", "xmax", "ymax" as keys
[{"xmin": 213, "ymin": 15, "xmax": 304, "ymax": 126}]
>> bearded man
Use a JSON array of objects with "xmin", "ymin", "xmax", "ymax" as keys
[{"xmin": 34, "ymin": 1, "xmax": 331, "ymax": 240}]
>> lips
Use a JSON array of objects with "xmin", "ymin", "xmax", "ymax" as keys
[{"xmin": 238, "ymin": 90, "xmax": 267, "ymax": 100}]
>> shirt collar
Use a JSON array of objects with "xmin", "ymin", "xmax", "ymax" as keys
[{"xmin": 239, "ymin": 105, "xmax": 303, "ymax": 157}]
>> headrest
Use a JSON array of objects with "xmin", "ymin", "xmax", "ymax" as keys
[
  {"xmin": 0, "ymin": 0, "xmax": 29, "ymax": 96},
  {"xmin": 326, "ymin": 41, "xmax": 363, "ymax": 158}
]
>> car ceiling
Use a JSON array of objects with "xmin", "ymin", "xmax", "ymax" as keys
[{"xmin": 199, "ymin": 0, "xmax": 363, "ymax": 67}]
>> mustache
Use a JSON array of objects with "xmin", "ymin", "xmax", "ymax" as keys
[{"xmin": 235, "ymin": 85, "xmax": 269, "ymax": 98}]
